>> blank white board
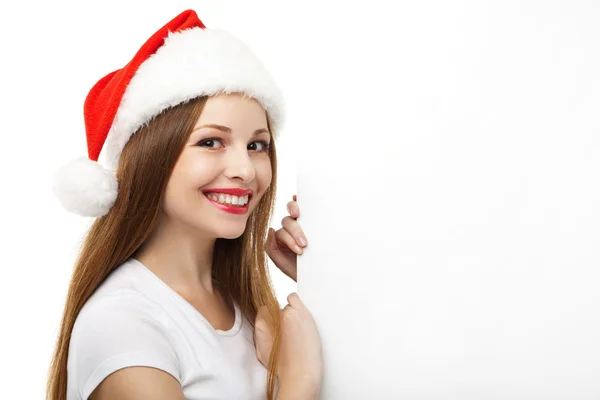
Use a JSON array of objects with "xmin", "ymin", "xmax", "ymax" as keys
[{"xmin": 294, "ymin": 1, "xmax": 600, "ymax": 398}]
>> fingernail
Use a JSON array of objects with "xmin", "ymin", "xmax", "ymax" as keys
[
  {"xmin": 294, "ymin": 245, "xmax": 303, "ymax": 254},
  {"xmin": 297, "ymin": 236, "xmax": 307, "ymax": 247}
]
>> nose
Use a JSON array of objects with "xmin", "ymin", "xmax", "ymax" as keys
[{"xmin": 223, "ymin": 144, "xmax": 256, "ymax": 182}]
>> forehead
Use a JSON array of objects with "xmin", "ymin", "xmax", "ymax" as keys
[{"xmin": 195, "ymin": 93, "xmax": 268, "ymax": 128}]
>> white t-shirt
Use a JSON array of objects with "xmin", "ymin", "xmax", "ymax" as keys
[{"xmin": 67, "ymin": 257, "xmax": 276, "ymax": 399}]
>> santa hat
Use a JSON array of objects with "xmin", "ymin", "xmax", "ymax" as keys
[{"xmin": 53, "ymin": 9, "xmax": 284, "ymax": 217}]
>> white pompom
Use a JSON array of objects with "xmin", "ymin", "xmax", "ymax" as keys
[{"xmin": 52, "ymin": 156, "xmax": 119, "ymax": 217}]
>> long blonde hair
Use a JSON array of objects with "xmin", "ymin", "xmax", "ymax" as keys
[{"xmin": 46, "ymin": 95, "xmax": 284, "ymax": 399}]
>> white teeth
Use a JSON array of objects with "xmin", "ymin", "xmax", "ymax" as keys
[{"xmin": 206, "ymin": 193, "xmax": 249, "ymax": 207}]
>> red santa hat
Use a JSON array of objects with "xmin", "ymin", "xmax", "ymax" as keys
[{"xmin": 53, "ymin": 9, "xmax": 284, "ymax": 217}]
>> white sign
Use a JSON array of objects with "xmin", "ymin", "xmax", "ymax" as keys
[{"xmin": 296, "ymin": 2, "xmax": 600, "ymax": 398}]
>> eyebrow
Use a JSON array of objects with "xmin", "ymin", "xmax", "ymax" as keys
[{"xmin": 194, "ymin": 124, "xmax": 270, "ymax": 136}]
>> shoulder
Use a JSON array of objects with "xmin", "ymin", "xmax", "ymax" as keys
[
  {"xmin": 88, "ymin": 365, "xmax": 185, "ymax": 400},
  {"xmin": 69, "ymin": 292, "xmax": 182, "ymax": 400},
  {"xmin": 74, "ymin": 290, "xmax": 164, "ymax": 333}
]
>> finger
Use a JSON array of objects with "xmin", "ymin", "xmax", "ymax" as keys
[
  {"xmin": 293, "ymin": 194, "xmax": 297, "ymax": 202},
  {"xmin": 286, "ymin": 200, "xmax": 300, "ymax": 219},
  {"xmin": 267, "ymin": 229, "xmax": 298, "ymax": 281},
  {"xmin": 281, "ymin": 215, "xmax": 307, "ymax": 248},
  {"xmin": 287, "ymin": 292, "xmax": 304, "ymax": 310},
  {"xmin": 266, "ymin": 228, "xmax": 280, "ymax": 252},
  {"xmin": 275, "ymin": 224, "xmax": 304, "ymax": 254},
  {"xmin": 281, "ymin": 304, "xmax": 292, "ymax": 318}
]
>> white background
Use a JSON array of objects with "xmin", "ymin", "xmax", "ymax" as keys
[{"xmin": 1, "ymin": 1, "xmax": 600, "ymax": 399}]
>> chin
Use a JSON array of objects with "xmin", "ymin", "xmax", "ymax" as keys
[
  {"xmin": 205, "ymin": 219, "xmax": 249, "ymax": 240},
  {"xmin": 215, "ymin": 228, "xmax": 247, "ymax": 240}
]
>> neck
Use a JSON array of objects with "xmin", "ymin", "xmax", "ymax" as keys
[{"xmin": 134, "ymin": 215, "xmax": 217, "ymax": 298}]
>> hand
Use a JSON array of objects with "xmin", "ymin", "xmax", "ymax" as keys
[
  {"xmin": 255, "ymin": 293, "xmax": 323, "ymax": 391},
  {"xmin": 266, "ymin": 194, "xmax": 307, "ymax": 282}
]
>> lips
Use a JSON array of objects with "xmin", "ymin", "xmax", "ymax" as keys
[
  {"xmin": 201, "ymin": 188, "xmax": 253, "ymax": 215},
  {"xmin": 201, "ymin": 187, "xmax": 253, "ymax": 197}
]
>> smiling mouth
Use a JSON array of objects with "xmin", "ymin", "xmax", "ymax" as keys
[{"xmin": 203, "ymin": 192, "xmax": 252, "ymax": 208}]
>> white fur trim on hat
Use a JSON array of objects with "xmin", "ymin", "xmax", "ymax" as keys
[
  {"xmin": 99, "ymin": 27, "xmax": 285, "ymax": 169},
  {"xmin": 52, "ymin": 156, "xmax": 118, "ymax": 217}
]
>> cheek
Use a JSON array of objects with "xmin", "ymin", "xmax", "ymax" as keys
[
  {"xmin": 163, "ymin": 172, "xmax": 191, "ymax": 213},
  {"xmin": 257, "ymin": 160, "xmax": 273, "ymax": 191},
  {"xmin": 176, "ymin": 154, "xmax": 218, "ymax": 188},
  {"xmin": 163, "ymin": 156, "xmax": 213, "ymax": 207}
]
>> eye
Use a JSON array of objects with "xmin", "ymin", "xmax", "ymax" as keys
[
  {"xmin": 196, "ymin": 138, "xmax": 270, "ymax": 152},
  {"xmin": 197, "ymin": 138, "xmax": 224, "ymax": 149},
  {"xmin": 249, "ymin": 141, "xmax": 271, "ymax": 152}
]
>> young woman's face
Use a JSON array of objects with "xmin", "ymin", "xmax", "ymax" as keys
[{"xmin": 162, "ymin": 93, "xmax": 273, "ymax": 239}]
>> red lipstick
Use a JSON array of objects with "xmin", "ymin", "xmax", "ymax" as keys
[
  {"xmin": 202, "ymin": 188, "xmax": 253, "ymax": 196},
  {"xmin": 202, "ymin": 188, "xmax": 253, "ymax": 215}
]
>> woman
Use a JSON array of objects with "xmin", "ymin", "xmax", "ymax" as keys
[{"xmin": 46, "ymin": 9, "xmax": 323, "ymax": 400}]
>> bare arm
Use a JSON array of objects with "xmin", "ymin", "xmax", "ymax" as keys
[
  {"xmin": 275, "ymin": 379, "xmax": 320, "ymax": 400},
  {"xmin": 89, "ymin": 366, "xmax": 185, "ymax": 400}
]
